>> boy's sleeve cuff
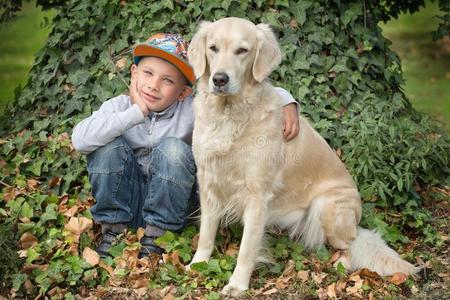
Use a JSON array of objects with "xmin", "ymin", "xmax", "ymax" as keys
[{"xmin": 274, "ymin": 87, "xmax": 300, "ymax": 112}]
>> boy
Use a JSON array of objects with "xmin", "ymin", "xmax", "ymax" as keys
[{"xmin": 71, "ymin": 33, "xmax": 299, "ymax": 258}]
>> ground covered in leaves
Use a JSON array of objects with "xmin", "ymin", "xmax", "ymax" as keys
[{"xmin": 1, "ymin": 156, "xmax": 448, "ymax": 299}]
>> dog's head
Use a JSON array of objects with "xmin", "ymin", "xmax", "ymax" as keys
[{"xmin": 188, "ymin": 17, "xmax": 282, "ymax": 95}]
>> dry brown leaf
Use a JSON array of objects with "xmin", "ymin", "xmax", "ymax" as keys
[
  {"xmin": 297, "ymin": 270, "xmax": 309, "ymax": 282},
  {"xmin": 136, "ymin": 227, "xmax": 145, "ymax": 240},
  {"xmin": 329, "ymin": 250, "xmax": 342, "ymax": 263},
  {"xmin": 390, "ymin": 272, "xmax": 407, "ymax": 285},
  {"xmin": 26, "ymin": 179, "xmax": 40, "ymax": 190},
  {"xmin": 99, "ymin": 260, "xmax": 114, "ymax": 274},
  {"xmin": 282, "ymin": 259, "xmax": 296, "ymax": 276},
  {"xmin": 2, "ymin": 186, "xmax": 25, "ymax": 202},
  {"xmin": 21, "ymin": 263, "xmax": 48, "ymax": 273},
  {"xmin": 132, "ymin": 278, "xmax": 149, "ymax": 289},
  {"xmin": 83, "ymin": 247, "xmax": 100, "ymax": 266},
  {"xmin": 65, "ymin": 216, "xmax": 93, "ymax": 236},
  {"xmin": 360, "ymin": 268, "xmax": 381, "ymax": 279},
  {"xmin": 317, "ymin": 287, "xmax": 328, "ymax": 300},
  {"xmin": 160, "ymin": 285, "xmax": 173, "ymax": 297},
  {"xmin": 115, "ymin": 57, "xmax": 128, "ymax": 71},
  {"xmin": 312, "ymin": 272, "xmax": 327, "ymax": 284},
  {"xmin": 63, "ymin": 205, "xmax": 80, "ymax": 218},
  {"xmin": 346, "ymin": 277, "xmax": 364, "ymax": 297},
  {"xmin": 336, "ymin": 280, "xmax": 347, "ymax": 291},
  {"xmin": 0, "ymin": 138, "xmax": 7, "ymax": 145},
  {"xmin": 49, "ymin": 177, "xmax": 62, "ymax": 188},
  {"xmin": 262, "ymin": 288, "xmax": 278, "ymax": 295},
  {"xmin": 275, "ymin": 277, "xmax": 288, "ymax": 289},
  {"xmin": 225, "ymin": 243, "xmax": 239, "ymax": 256},
  {"xmin": 327, "ymin": 282, "xmax": 337, "ymax": 299},
  {"xmin": 163, "ymin": 251, "xmax": 183, "ymax": 269},
  {"xmin": 135, "ymin": 287, "xmax": 148, "ymax": 297},
  {"xmin": 191, "ymin": 233, "xmax": 199, "ymax": 251},
  {"xmin": 20, "ymin": 232, "xmax": 38, "ymax": 249}
]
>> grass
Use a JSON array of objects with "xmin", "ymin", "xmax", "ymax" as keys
[
  {"xmin": 379, "ymin": 1, "xmax": 450, "ymax": 131},
  {"xmin": 0, "ymin": 1, "xmax": 54, "ymax": 113}
]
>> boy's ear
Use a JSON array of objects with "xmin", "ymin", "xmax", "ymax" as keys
[
  {"xmin": 131, "ymin": 64, "xmax": 138, "ymax": 79},
  {"xmin": 178, "ymin": 85, "xmax": 193, "ymax": 101},
  {"xmin": 188, "ymin": 21, "xmax": 212, "ymax": 79}
]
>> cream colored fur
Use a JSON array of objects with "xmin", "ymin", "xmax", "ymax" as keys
[{"xmin": 188, "ymin": 17, "xmax": 418, "ymax": 297}]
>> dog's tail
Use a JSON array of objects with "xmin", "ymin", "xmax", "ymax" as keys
[{"xmin": 346, "ymin": 227, "xmax": 419, "ymax": 276}]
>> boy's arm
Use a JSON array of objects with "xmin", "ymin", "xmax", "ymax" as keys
[
  {"xmin": 274, "ymin": 87, "xmax": 300, "ymax": 142},
  {"xmin": 71, "ymin": 95, "xmax": 145, "ymax": 154}
]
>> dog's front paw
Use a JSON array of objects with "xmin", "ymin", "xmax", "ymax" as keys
[{"xmin": 221, "ymin": 282, "xmax": 248, "ymax": 298}]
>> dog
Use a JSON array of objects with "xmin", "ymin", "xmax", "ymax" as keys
[{"xmin": 187, "ymin": 17, "xmax": 418, "ymax": 297}]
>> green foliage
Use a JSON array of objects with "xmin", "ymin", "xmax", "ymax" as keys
[
  {"xmin": 0, "ymin": 0, "xmax": 449, "ymax": 297},
  {"xmin": 0, "ymin": 220, "xmax": 22, "ymax": 294}
]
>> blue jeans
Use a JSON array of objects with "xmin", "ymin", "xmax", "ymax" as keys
[{"xmin": 87, "ymin": 136, "xmax": 198, "ymax": 232}]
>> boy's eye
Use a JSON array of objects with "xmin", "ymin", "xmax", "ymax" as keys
[
  {"xmin": 235, "ymin": 47, "xmax": 248, "ymax": 55},
  {"xmin": 144, "ymin": 70, "xmax": 153, "ymax": 75},
  {"xmin": 209, "ymin": 45, "xmax": 218, "ymax": 53},
  {"xmin": 164, "ymin": 78, "xmax": 174, "ymax": 84}
]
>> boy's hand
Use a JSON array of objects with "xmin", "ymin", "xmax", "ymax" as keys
[
  {"xmin": 130, "ymin": 75, "xmax": 150, "ymax": 116},
  {"xmin": 282, "ymin": 103, "xmax": 300, "ymax": 142}
]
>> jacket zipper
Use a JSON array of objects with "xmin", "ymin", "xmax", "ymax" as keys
[{"xmin": 148, "ymin": 114, "xmax": 157, "ymax": 135}]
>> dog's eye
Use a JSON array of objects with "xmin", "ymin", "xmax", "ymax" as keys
[
  {"xmin": 235, "ymin": 47, "xmax": 248, "ymax": 55},
  {"xmin": 209, "ymin": 45, "xmax": 218, "ymax": 53}
]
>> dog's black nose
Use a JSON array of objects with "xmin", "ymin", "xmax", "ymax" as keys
[{"xmin": 212, "ymin": 72, "xmax": 229, "ymax": 87}]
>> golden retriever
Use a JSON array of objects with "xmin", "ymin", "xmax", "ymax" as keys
[{"xmin": 187, "ymin": 17, "xmax": 418, "ymax": 297}]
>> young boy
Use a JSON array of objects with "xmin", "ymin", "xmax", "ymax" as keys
[{"xmin": 71, "ymin": 33, "xmax": 300, "ymax": 258}]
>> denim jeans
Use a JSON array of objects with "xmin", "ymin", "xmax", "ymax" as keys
[{"xmin": 87, "ymin": 136, "xmax": 198, "ymax": 232}]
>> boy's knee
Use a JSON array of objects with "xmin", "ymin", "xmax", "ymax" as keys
[
  {"xmin": 87, "ymin": 137, "xmax": 131, "ymax": 173},
  {"xmin": 154, "ymin": 137, "xmax": 194, "ymax": 167}
]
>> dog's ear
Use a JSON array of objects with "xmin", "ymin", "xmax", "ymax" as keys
[
  {"xmin": 252, "ymin": 24, "xmax": 282, "ymax": 82},
  {"xmin": 188, "ymin": 21, "xmax": 212, "ymax": 79}
]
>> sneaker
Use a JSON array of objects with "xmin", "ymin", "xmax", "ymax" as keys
[
  {"xmin": 138, "ymin": 235, "xmax": 164, "ymax": 258},
  {"xmin": 96, "ymin": 231, "xmax": 120, "ymax": 258}
]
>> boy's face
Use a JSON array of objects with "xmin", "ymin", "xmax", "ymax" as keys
[{"xmin": 131, "ymin": 57, "xmax": 191, "ymax": 112}]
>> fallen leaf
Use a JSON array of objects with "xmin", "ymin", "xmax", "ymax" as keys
[
  {"xmin": 2, "ymin": 186, "xmax": 25, "ymax": 202},
  {"xmin": 360, "ymin": 268, "xmax": 381, "ymax": 279},
  {"xmin": 136, "ymin": 227, "xmax": 145, "ymax": 240},
  {"xmin": 49, "ymin": 177, "xmax": 62, "ymax": 188},
  {"xmin": 20, "ymin": 232, "xmax": 38, "ymax": 249},
  {"xmin": 390, "ymin": 272, "xmax": 407, "ymax": 285},
  {"xmin": 275, "ymin": 277, "xmax": 289, "ymax": 289},
  {"xmin": 297, "ymin": 270, "xmax": 309, "ymax": 282},
  {"xmin": 312, "ymin": 272, "xmax": 327, "ymax": 284},
  {"xmin": 326, "ymin": 282, "xmax": 337, "ymax": 299},
  {"xmin": 282, "ymin": 259, "xmax": 296, "ymax": 276},
  {"xmin": 262, "ymin": 288, "xmax": 278, "ymax": 295},
  {"xmin": 329, "ymin": 250, "xmax": 342, "ymax": 263},
  {"xmin": 317, "ymin": 287, "xmax": 328, "ymax": 300},
  {"xmin": 160, "ymin": 285, "xmax": 173, "ymax": 297},
  {"xmin": 65, "ymin": 217, "xmax": 93, "ymax": 236},
  {"xmin": 83, "ymin": 247, "xmax": 100, "ymax": 266},
  {"xmin": 26, "ymin": 179, "xmax": 40, "ymax": 190},
  {"xmin": 99, "ymin": 260, "xmax": 114, "ymax": 274},
  {"xmin": 115, "ymin": 57, "xmax": 128, "ymax": 71},
  {"xmin": 335, "ymin": 280, "xmax": 347, "ymax": 291},
  {"xmin": 346, "ymin": 277, "xmax": 363, "ymax": 296},
  {"xmin": 191, "ymin": 233, "xmax": 199, "ymax": 251},
  {"xmin": 225, "ymin": 242, "xmax": 239, "ymax": 256}
]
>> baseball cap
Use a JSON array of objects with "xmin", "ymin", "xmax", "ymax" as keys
[{"xmin": 133, "ymin": 33, "xmax": 195, "ymax": 85}]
